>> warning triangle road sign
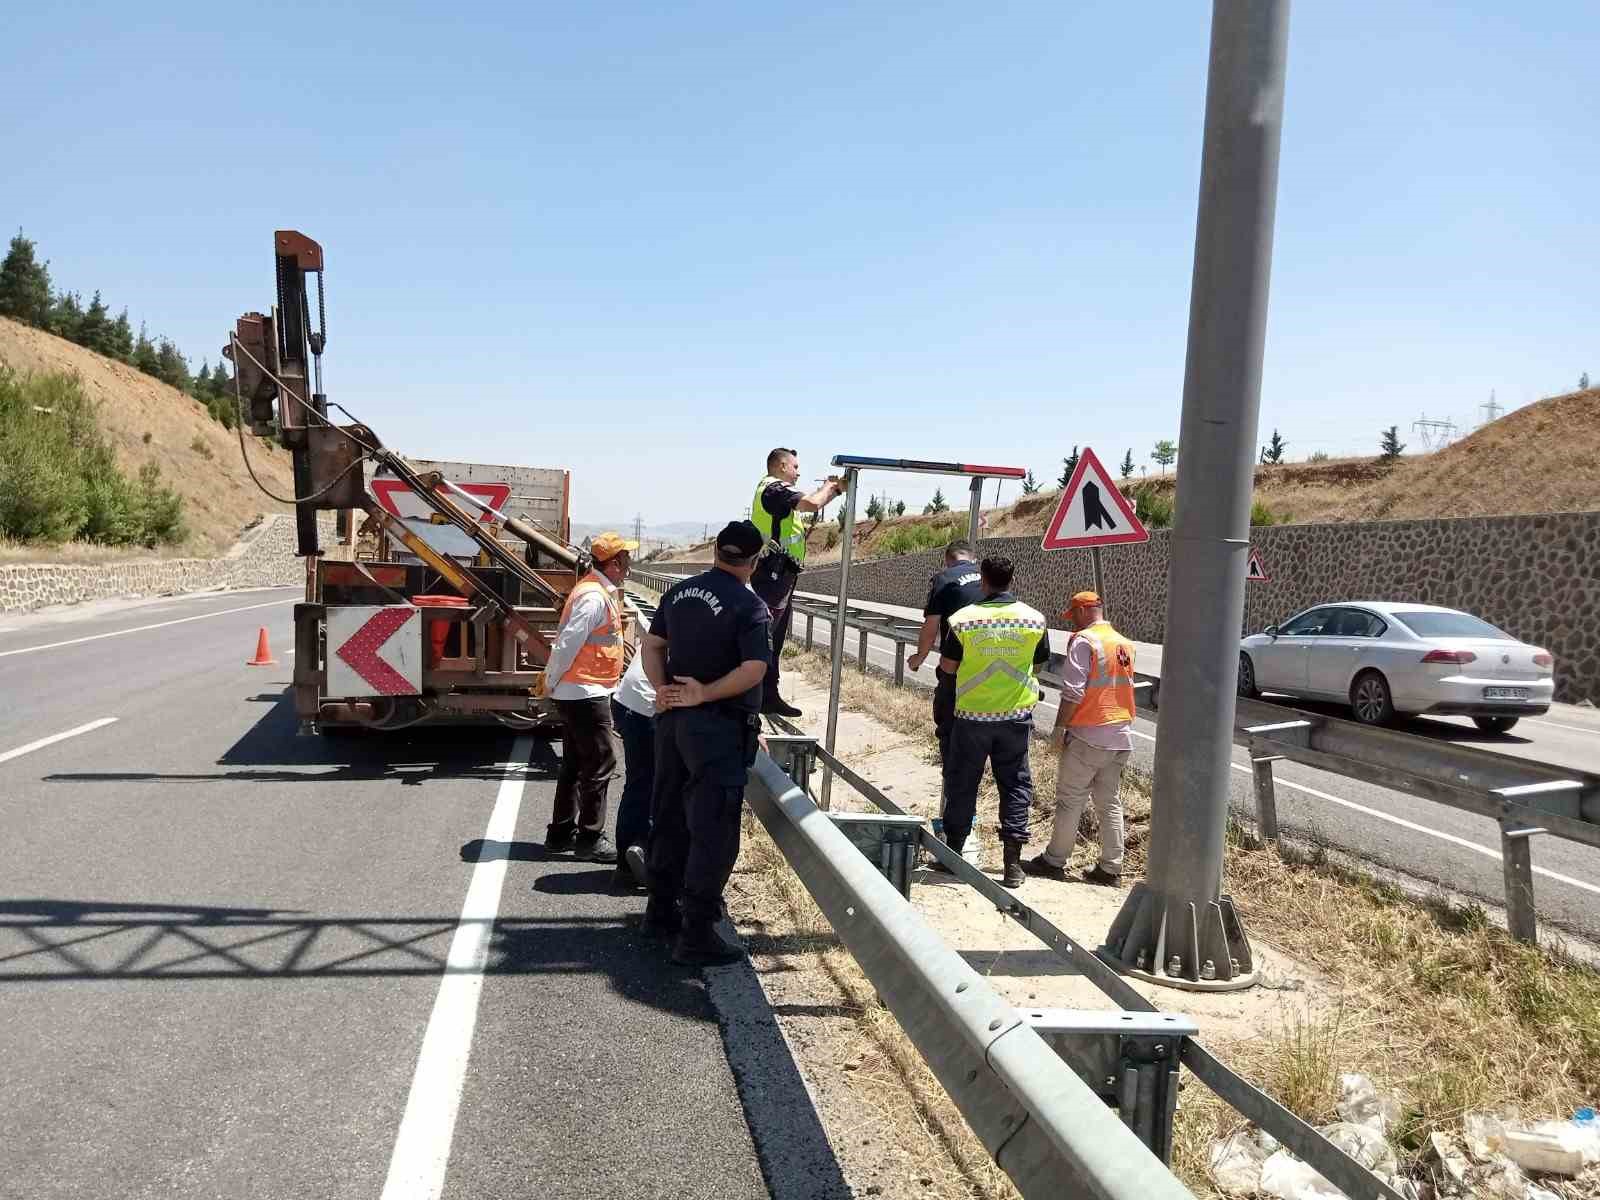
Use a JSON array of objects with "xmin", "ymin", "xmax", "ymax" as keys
[
  {"xmin": 1040, "ymin": 447, "xmax": 1149, "ymax": 551},
  {"xmin": 1246, "ymin": 547, "xmax": 1270, "ymax": 581}
]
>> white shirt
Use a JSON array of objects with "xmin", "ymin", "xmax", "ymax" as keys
[
  {"xmin": 546, "ymin": 574, "xmax": 620, "ymax": 701},
  {"xmin": 613, "ymin": 651, "xmax": 657, "ymax": 717}
]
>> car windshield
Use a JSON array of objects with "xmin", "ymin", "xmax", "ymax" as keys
[{"xmin": 1393, "ymin": 610, "xmax": 1512, "ymax": 640}]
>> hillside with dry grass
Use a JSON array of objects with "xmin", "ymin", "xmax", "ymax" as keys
[
  {"xmin": 0, "ymin": 316, "xmax": 293, "ymax": 557},
  {"xmin": 667, "ymin": 386, "xmax": 1600, "ymax": 563}
]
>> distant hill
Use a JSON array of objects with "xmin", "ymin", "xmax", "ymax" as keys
[
  {"xmin": 1, "ymin": 316, "xmax": 294, "ymax": 555},
  {"xmin": 665, "ymin": 386, "xmax": 1600, "ymax": 563}
]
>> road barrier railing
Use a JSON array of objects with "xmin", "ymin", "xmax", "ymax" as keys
[
  {"xmin": 632, "ymin": 569, "xmax": 1599, "ymax": 946},
  {"xmin": 755, "ymin": 735, "xmax": 1407, "ymax": 1200},
  {"xmin": 744, "ymin": 750, "xmax": 1200, "ymax": 1200}
]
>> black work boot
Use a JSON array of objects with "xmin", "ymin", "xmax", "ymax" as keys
[
  {"xmin": 544, "ymin": 821, "xmax": 577, "ymax": 853},
  {"xmin": 927, "ymin": 835, "xmax": 963, "ymax": 874},
  {"xmin": 1000, "ymin": 841, "xmax": 1025, "ymax": 889},
  {"xmin": 763, "ymin": 697, "xmax": 803, "ymax": 718},
  {"xmin": 671, "ymin": 919, "xmax": 746, "ymax": 967},
  {"xmin": 1020, "ymin": 854, "xmax": 1068, "ymax": 882},
  {"xmin": 575, "ymin": 830, "xmax": 618, "ymax": 864},
  {"xmin": 639, "ymin": 896, "xmax": 681, "ymax": 940}
]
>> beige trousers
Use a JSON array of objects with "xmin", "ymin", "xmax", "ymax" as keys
[{"xmin": 1041, "ymin": 737, "xmax": 1128, "ymax": 874}]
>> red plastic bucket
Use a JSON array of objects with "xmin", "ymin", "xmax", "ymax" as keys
[{"xmin": 411, "ymin": 594, "xmax": 469, "ymax": 666}]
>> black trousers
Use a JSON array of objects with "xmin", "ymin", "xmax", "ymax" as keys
[
  {"xmin": 647, "ymin": 708, "xmax": 755, "ymax": 925},
  {"xmin": 941, "ymin": 716, "xmax": 1034, "ymax": 849},
  {"xmin": 932, "ymin": 668, "xmax": 957, "ymax": 791},
  {"xmin": 752, "ymin": 568, "xmax": 797, "ymax": 705},
  {"xmin": 552, "ymin": 696, "xmax": 616, "ymax": 832}
]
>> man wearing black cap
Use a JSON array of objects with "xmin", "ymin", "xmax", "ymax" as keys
[{"xmin": 639, "ymin": 520, "xmax": 772, "ymax": 966}]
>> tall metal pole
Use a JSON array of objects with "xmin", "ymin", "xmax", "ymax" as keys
[
  {"xmin": 966, "ymin": 477, "xmax": 983, "ymax": 544},
  {"xmin": 1104, "ymin": 0, "xmax": 1290, "ymax": 990},
  {"xmin": 820, "ymin": 468, "xmax": 860, "ymax": 810}
]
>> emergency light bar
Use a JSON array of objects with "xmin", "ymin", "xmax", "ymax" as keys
[{"xmin": 829, "ymin": 455, "xmax": 1026, "ymax": 478}]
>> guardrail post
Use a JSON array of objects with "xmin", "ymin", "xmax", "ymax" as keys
[
  {"xmin": 1249, "ymin": 750, "xmax": 1281, "ymax": 846},
  {"xmin": 1499, "ymin": 820, "xmax": 1542, "ymax": 945},
  {"xmin": 805, "ymin": 611, "xmax": 814, "ymax": 651},
  {"xmin": 857, "ymin": 628, "xmax": 868, "ymax": 672},
  {"xmin": 894, "ymin": 642, "xmax": 905, "ymax": 686}
]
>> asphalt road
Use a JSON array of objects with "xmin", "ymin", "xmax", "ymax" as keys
[
  {"xmin": 780, "ymin": 592, "xmax": 1600, "ymax": 946},
  {"xmin": 0, "ymin": 587, "xmax": 774, "ymax": 1199}
]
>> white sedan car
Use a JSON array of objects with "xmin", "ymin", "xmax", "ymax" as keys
[{"xmin": 1238, "ymin": 601, "xmax": 1554, "ymax": 732}]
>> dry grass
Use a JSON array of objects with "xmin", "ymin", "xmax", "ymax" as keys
[
  {"xmin": 779, "ymin": 645, "xmax": 1600, "ymax": 1195},
  {"xmin": 0, "ymin": 317, "xmax": 293, "ymax": 556}
]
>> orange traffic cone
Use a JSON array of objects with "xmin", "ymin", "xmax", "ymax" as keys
[{"xmin": 247, "ymin": 627, "xmax": 276, "ymax": 666}]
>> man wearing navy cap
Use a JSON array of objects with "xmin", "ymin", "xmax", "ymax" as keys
[{"xmin": 639, "ymin": 520, "xmax": 772, "ymax": 966}]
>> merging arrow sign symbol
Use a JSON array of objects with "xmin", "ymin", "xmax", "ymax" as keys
[{"xmin": 328, "ymin": 606, "xmax": 422, "ymax": 697}]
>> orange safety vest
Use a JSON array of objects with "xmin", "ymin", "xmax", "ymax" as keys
[
  {"xmin": 1067, "ymin": 621, "xmax": 1136, "ymax": 727},
  {"xmin": 557, "ymin": 571, "xmax": 625, "ymax": 688}
]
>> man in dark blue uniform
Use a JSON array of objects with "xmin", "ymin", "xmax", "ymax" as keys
[
  {"xmin": 639, "ymin": 520, "xmax": 772, "ymax": 966},
  {"xmin": 908, "ymin": 539, "xmax": 984, "ymax": 774}
]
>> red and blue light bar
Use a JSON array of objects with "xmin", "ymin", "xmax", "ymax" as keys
[{"xmin": 829, "ymin": 455, "xmax": 1026, "ymax": 479}]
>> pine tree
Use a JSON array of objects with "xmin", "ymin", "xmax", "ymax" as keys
[
  {"xmin": 1151, "ymin": 439, "xmax": 1177, "ymax": 470},
  {"xmin": 1582, "ymin": 372, "xmax": 1591, "ymax": 390},
  {"xmin": 923, "ymin": 488, "xmax": 949, "ymax": 515},
  {"xmin": 1378, "ymin": 426, "xmax": 1405, "ymax": 462},
  {"xmin": 108, "ymin": 310, "xmax": 134, "ymax": 362},
  {"xmin": 1057, "ymin": 446, "xmax": 1079, "ymax": 488},
  {"xmin": 1259, "ymin": 429, "xmax": 1286, "ymax": 465},
  {"xmin": 1020, "ymin": 469, "xmax": 1039, "ymax": 495},
  {"xmin": 132, "ymin": 324, "xmax": 160, "ymax": 376},
  {"xmin": 49, "ymin": 291, "xmax": 84, "ymax": 342},
  {"xmin": 1119, "ymin": 449, "xmax": 1134, "ymax": 478},
  {"xmin": 0, "ymin": 231, "xmax": 55, "ymax": 326},
  {"xmin": 79, "ymin": 291, "xmax": 113, "ymax": 356},
  {"xmin": 893, "ymin": 499, "xmax": 906, "ymax": 516},
  {"xmin": 866, "ymin": 494, "xmax": 885, "ymax": 521},
  {"xmin": 153, "ymin": 338, "xmax": 191, "ymax": 390}
]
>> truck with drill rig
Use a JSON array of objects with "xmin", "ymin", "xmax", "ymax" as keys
[{"xmin": 224, "ymin": 230, "xmax": 623, "ymax": 734}]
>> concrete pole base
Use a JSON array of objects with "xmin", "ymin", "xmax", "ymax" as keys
[{"xmin": 1100, "ymin": 880, "xmax": 1259, "ymax": 992}]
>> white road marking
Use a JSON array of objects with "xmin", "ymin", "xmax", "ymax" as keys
[
  {"xmin": 0, "ymin": 598, "xmax": 294, "ymax": 659},
  {"xmin": 0, "ymin": 718, "xmax": 119, "ymax": 765},
  {"xmin": 1524, "ymin": 717, "xmax": 1599, "ymax": 735},
  {"xmin": 379, "ymin": 736, "xmax": 536, "ymax": 1200}
]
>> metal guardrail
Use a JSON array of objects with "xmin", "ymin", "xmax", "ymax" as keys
[
  {"xmin": 744, "ymin": 751, "xmax": 1199, "ymax": 1200},
  {"xmin": 761, "ymin": 735, "xmax": 1408, "ymax": 1200},
  {"xmin": 632, "ymin": 568, "xmax": 1600, "ymax": 946}
]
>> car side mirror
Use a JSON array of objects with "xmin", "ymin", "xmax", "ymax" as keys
[{"xmin": 1264, "ymin": 624, "xmax": 1279, "ymax": 638}]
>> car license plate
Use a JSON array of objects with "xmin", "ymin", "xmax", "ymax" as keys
[{"xmin": 1483, "ymin": 687, "xmax": 1529, "ymax": 700}]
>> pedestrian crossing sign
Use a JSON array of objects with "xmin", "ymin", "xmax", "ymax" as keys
[
  {"xmin": 1246, "ymin": 547, "xmax": 1269, "ymax": 582},
  {"xmin": 1040, "ymin": 448, "xmax": 1149, "ymax": 550}
]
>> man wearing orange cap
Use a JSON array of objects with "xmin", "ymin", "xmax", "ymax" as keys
[
  {"xmin": 1023, "ymin": 591, "xmax": 1135, "ymax": 886},
  {"xmin": 542, "ymin": 531, "xmax": 637, "ymax": 863}
]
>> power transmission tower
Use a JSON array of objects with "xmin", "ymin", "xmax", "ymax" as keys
[
  {"xmin": 1411, "ymin": 413, "xmax": 1458, "ymax": 450},
  {"xmin": 633, "ymin": 514, "xmax": 643, "ymax": 545},
  {"xmin": 1479, "ymin": 390, "xmax": 1503, "ymax": 427}
]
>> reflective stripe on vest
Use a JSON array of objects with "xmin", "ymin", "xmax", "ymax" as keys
[
  {"xmin": 950, "ymin": 599, "xmax": 1047, "ymax": 720},
  {"xmin": 1067, "ymin": 622, "xmax": 1136, "ymax": 727},
  {"xmin": 750, "ymin": 475, "xmax": 807, "ymax": 562},
  {"xmin": 558, "ymin": 572, "xmax": 625, "ymax": 688}
]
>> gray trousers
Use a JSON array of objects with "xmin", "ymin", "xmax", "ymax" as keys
[{"xmin": 1040, "ymin": 737, "xmax": 1128, "ymax": 874}]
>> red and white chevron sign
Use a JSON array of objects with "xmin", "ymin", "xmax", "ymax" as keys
[{"xmin": 326, "ymin": 606, "xmax": 422, "ymax": 697}]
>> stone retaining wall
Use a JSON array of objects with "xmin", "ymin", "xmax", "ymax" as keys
[
  {"xmin": 0, "ymin": 514, "xmax": 335, "ymax": 613},
  {"xmin": 798, "ymin": 511, "xmax": 1600, "ymax": 705}
]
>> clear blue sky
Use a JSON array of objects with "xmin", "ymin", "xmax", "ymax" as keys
[{"xmin": 4, "ymin": 2, "xmax": 1595, "ymax": 526}]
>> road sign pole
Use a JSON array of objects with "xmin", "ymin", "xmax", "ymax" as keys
[
  {"xmin": 821, "ymin": 467, "xmax": 860, "ymax": 810},
  {"xmin": 967, "ymin": 477, "xmax": 983, "ymax": 545},
  {"xmin": 1090, "ymin": 546, "xmax": 1105, "ymax": 613},
  {"xmin": 1104, "ymin": 0, "xmax": 1290, "ymax": 991}
]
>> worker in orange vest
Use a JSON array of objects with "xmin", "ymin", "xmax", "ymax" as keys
[
  {"xmin": 543, "ymin": 531, "xmax": 638, "ymax": 862},
  {"xmin": 1023, "ymin": 591, "xmax": 1136, "ymax": 886}
]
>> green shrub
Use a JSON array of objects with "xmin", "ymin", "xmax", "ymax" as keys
[
  {"xmin": 1132, "ymin": 486, "xmax": 1174, "ymax": 529},
  {"xmin": 1250, "ymin": 499, "xmax": 1278, "ymax": 527},
  {"xmin": 877, "ymin": 519, "xmax": 963, "ymax": 557},
  {"xmin": 190, "ymin": 434, "xmax": 214, "ymax": 460},
  {"xmin": 0, "ymin": 364, "xmax": 186, "ymax": 547}
]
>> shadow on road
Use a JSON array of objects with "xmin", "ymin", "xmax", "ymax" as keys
[
  {"xmin": 41, "ymin": 688, "xmax": 562, "ymax": 788},
  {"xmin": 1256, "ymin": 693, "xmax": 1534, "ymax": 747}
]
